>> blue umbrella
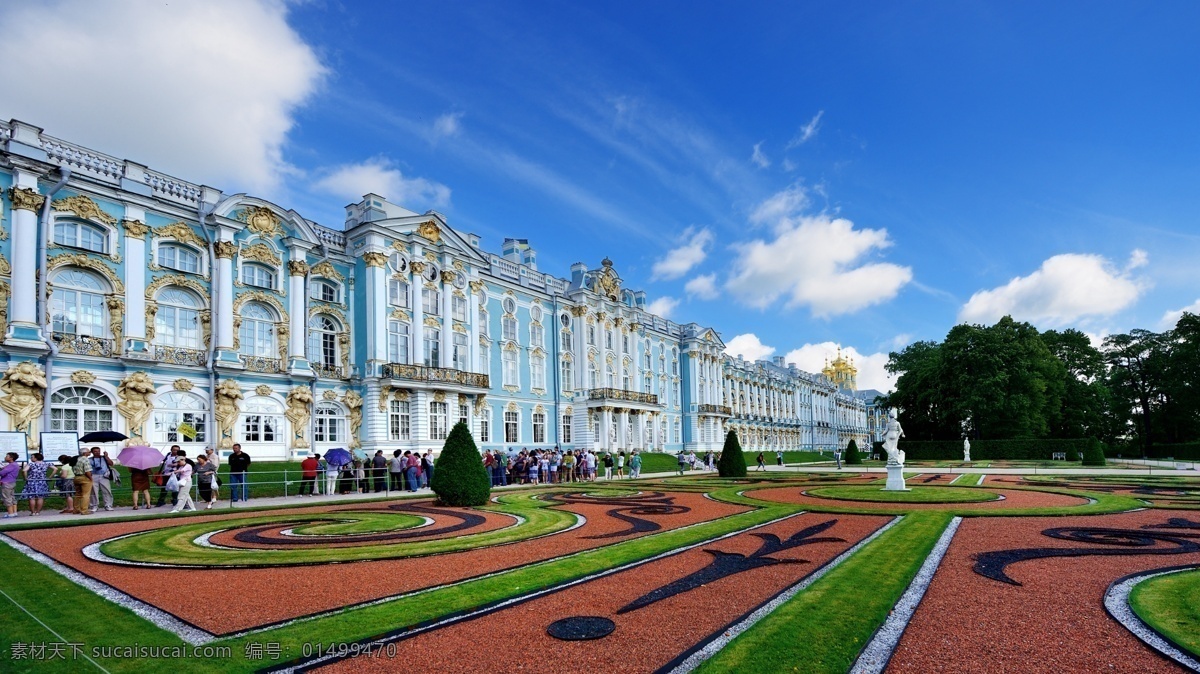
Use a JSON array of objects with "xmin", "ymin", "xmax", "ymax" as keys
[{"xmin": 323, "ymin": 448, "xmax": 352, "ymax": 467}]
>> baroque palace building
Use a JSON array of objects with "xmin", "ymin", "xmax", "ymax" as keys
[{"xmin": 0, "ymin": 118, "xmax": 868, "ymax": 461}]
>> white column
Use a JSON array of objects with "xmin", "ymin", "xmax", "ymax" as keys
[
  {"xmin": 5, "ymin": 176, "xmax": 42, "ymax": 342},
  {"xmin": 213, "ymin": 231, "xmax": 237, "ymax": 361},
  {"xmin": 288, "ymin": 257, "xmax": 306, "ymax": 363},
  {"xmin": 365, "ymin": 255, "xmax": 387, "ymax": 365},
  {"xmin": 574, "ymin": 314, "xmax": 587, "ymax": 389},
  {"xmin": 602, "ymin": 407, "xmax": 612, "ymax": 451},
  {"xmin": 440, "ymin": 274, "xmax": 452, "ymax": 368},
  {"xmin": 412, "ymin": 267, "xmax": 424, "ymax": 366},
  {"xmin": 467, "ymin": 280, "xmax": 480, "ymax": 372},
  {"xmin": 121, "ymin": 212, "xmax": 147, "ymax": 350}
]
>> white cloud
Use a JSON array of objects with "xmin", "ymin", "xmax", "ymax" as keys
[
  {"xmin": 729, "ymin": 188, "xmax": 912, "ymax": 316},
  {"xmin": 651, "ymin": 227, "xmax": 713, "ymax": 280},
  {"xmin": 1161, "ymin": 298, "xmax": 1200, "ymax": 330},
  {"xmin": 750, "ymin": 142, "xmax": 770, "ymax": 168},
  {"xmin": 685, "ymin": 274, "xmax": 719, "ymax": 300},
  {"xmin": 786, "ymin": 110, "xmax": 824, "ymax": 149},
  {"xmin": 313, "ymin": 157, "xmax": 450, "ymax": 208},
  {"xmin": 785, "ymin": 343, "xmax": 897, "ymax": 393},
  {"xmin": 432, "ymin": 111, "xmax": 464, "ymax": 140},
  {"xmin": 0, "ymin": 0, "xmax": 325, "ymax": 194},
  {"xmin": 645, "ymin": 296, "xmax": 680, "ymax": 318},
  {"xmin": 888, "ymin": 333, "xmax": 913, "ymax": 350},
  {"xmin": 1127, "ymin": 248, "xmax": 1149, "ymax": 271},
  {"xmin": 725, "ymin": 333, "xmax": 776, "ymax": 362},
  {"xmin": 959, "ymin": 251, "xmax": 1149, "ymax": 327}
]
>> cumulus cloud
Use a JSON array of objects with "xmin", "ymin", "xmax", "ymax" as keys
[
  {"xmin": 1161, "ymin": 298, "xmax": 1200, "ymax": 330},
  {"xmin": 786, "ymin": 110, "xmax": 824, "ymax": 149},
  {"xmin": 785, "ymin": 343, "xmax": 897, "ymax": 393},
  {"xmin": 685, "ymin": 274, "xmax": 719, "ymax": 300},
  {"xmin": 432, "ymin": 111, "xmax": 464, "ymax": 139},
  {"xmin": 0, "ymin": 0, "xmax": 325, "ymax": 194},
  {"xmin": 728, "ymin": 187, "xmax": 912, "ymax": 316},
  {"xmin": 313, "ymin": 158, "xmax": 450, "ymax": 208},
  {"xmin": 959, "ymin": 251, "xmax": 1149, "ymax": 327},
  {"xmin": 750, "ymin": 142, "xmax": 770, "ymax": 168},
  {"xmin": 645, "ymin": 296, "xmax": 680, "ymax": 318},
  {"xmin": 724, "ymin": 333, "xmax": 776, "ymax": 362},
  {"xmin": 651, "ymin": 227, "xmax": 713, "ymax": 280}
]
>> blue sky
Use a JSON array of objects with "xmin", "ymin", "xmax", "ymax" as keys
[{"xmin": 3, "ymin": 1, "xmax": 1198, "ymax": 390}]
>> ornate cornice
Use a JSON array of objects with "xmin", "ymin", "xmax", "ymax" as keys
[
  {"xmin": 390, "ymin": 309, "xmax": 411, "ymax": 322},
  {"xmin": 145, "ymin": 274, "xmax": 209, "ymax": 304},
  {"xmin": 8, "ymin": 187, "xmax": 45, "ymax": 213},
  {"xmin": 231, "ymin": 290, "xmax": 288, "ymax": 323},
  {"xmin": 214, "ymin": 241, "xmax": 236, "ymax": 259},
  {"xmin": 47, "ymin": 253, "xmax": 124, "ymax": 293},
  {"xmin": 52, "ymin": 195, "xmax": 116, "ymax": 224},
  {"xmin": 122, "ymin": 219, "xmax": 150, "ymax": 239},
  {"xmin": 568, "ymin": 305, "xmax": 588, "ymax": 317},
  {"xmin": 423, "ymin": 316, "xmax": 441, "ymax": 328},
  {"xmin": 468, "ymin": 279, "xmax": 485, "ymax": 294},
  {"xmin": 410, "ymin": 260, "xmax": 426, "ymax": 275},
  {"xmin": 363, "ymin": 251, "xmax": 388, "ymax": 268}
]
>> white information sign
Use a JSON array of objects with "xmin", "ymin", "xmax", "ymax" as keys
[
  {"xmin": 40, "ymin": 432, "xmax": 81, "ymax": 460},
  {"xmin": 0, "ymin": 431, "xmax": 27, "ymax": 461}
]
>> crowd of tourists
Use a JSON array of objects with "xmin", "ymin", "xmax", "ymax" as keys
[{"xmin": 482, "ymin": 448, "xmax": 651, "ymax": 486}]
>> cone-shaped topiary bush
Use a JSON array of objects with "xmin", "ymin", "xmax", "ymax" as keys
[
  {"xmin": 1081, "ymin": 438, "xmax": 1106, "ymax": 466},
  {"xmin": 845, "ymin": 439, "xmax": 862, "ymax": 465},
  {"xmin": 718, "ymin": 429, "xmax": 748, "ymax": 478},
  {"xmin": 431, "ymin": 421, "xmax": 491, "ymax": 506}
]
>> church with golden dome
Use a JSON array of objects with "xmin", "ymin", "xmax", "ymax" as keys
[{"xmin": 821, "ymin": 348, "xmax": 858, "ymax": 392}]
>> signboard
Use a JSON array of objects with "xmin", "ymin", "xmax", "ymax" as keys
[
  {"xmin": 40, "ymin": 432, "xmax": 81, "ymax": 460},
  {"xmin": 0, "ymin": 432, "xmax": 27, "ymax": 462}
]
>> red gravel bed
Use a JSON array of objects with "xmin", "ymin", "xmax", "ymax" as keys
[
  {"xmin": 746, "ymin": 486, "xmax": 1089, "ymax": 510},
  {"xmin": 315, "ymin": 513, "xmax": 893, "ymax": 674},
  {"xmin": 887, "ymin": 509, "xmax": 1200, "ymax": 673},
  {"xmin": 8, "ymin": 491, "xmax": 747, "ymax": 634}
]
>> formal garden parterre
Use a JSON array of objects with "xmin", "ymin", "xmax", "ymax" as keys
[{"xmin": 2, "ymin": 467, "xmax": 1199, "ymax": 673}]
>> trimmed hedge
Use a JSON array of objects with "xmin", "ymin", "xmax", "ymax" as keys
[
  {"xmin": 845, "ymin": 439, "xmax": 862, "ymax": 465},
  {"xmin": 1146, "ymin": 443, "xmax": 1200, "ymax": 460},
  {"xmin": 718, "ymin": 430, "xmax": 748, "ymax": 478},
  {"xmin": 1081, "ymin": 438, "xmax": 1106, "ymax": 466},
  {"xmin": 431, "ymin": 421, "xmax": 491, "ymax": 506},
  {"xmin": 896, "ymin": 438, "xmax": 1098, "ymax": 461}
]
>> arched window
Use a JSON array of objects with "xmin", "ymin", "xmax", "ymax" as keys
[
  {"xmin": 560, "ymin": 358, "xmax": 573, "ymax": 391},
  {"xmin": 478, "ymin": 307, "xmax": 489, "ymax": 337},
  {"xmin": 50, "ymin": 269, "xmax": 107, "ymax": 336},
  {"xmin": 50, "ymin": 386, "xmax": 114, "ymax": 433},
  {"xmin": 587, "ymin": 323, "xmax": 596, "ymax": 346},
  {"xmin": 424, "ymin": 328, "xmax": 441, "ymax": 368},
  {"xmin": 157, "ymin": 243, "xmax": 201, "ymax": 274},
  {"xmin": 605, "ymin": 363, "xmax": 615, "ymax": 388},
  {"xmin": 530, "ymin": 324, "xmax": 544, "ymax": 348},
  {"xmin": 452, "ymin": 294, "xmax": 467, "ymax": 322},
  {"xmin": 388, "ymin": 278, "xmax": 410, "ymax": 308},
  {"xmin": 621, "ymin": 366, "xmax": 630, "ymax": 390},
  {"xmin": 531, "ymin": 353, "xmax": 546, "ymax": 390},
  {"xmin": 238, "ymin": 303, "xmax": 276, "ymax": 358},
  {"xmin": 241, "ymin": 263, "xmax": 275, "ymax": 289},
  {"xmin": 54, "ymin": 220, "xmax": 107, "ymax": 253},
  {"xmin": 308, "ymin": 315, "xmax": 339, "ymax": 369},
  {"xmin": 588, "ymin": 361, "xmax": 598, "ymax": 389},
  {"xmin": 453, "ymin": 332, "xmax": 468, "ymax": 370},
  {"xmin": 387, "ymin": 321, "xmax": 410, "ymax": 364},
  {"xmin": 152, "ymin": 392, "xmax": 207, "ymax": 444},
  {"xmin": 502, "ymin": 348, "xmax": 518, "ymax": 387},
  {"xmin": 239, "ymin": 397, "xmax": 282, "ymax": 444},
  {"xmin": 314, "ymin": 403, "xmax": 345, "ymax": 443},
  {"xmin": 155, "ymin": 288, "xmax": 202, "ymax": 348},
  {"xmin": 310, "ymin": 279, "xmax": 339, "ymax": 303}
]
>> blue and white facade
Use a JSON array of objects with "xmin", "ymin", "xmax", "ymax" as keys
[{"xmin": 0, "ymin": 119, "xmax": 867, "ymax": 460}]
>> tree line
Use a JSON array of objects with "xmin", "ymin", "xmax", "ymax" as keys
[{"xmin": 882, "ymin": 313, "xmax": 1200, "ymax": 452}]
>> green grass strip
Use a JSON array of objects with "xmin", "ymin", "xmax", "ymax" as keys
[
  {"xmin": 695, "ymin": 511, "xmax": 953, "ymax": 674},
  {"xmin": 1130, "ymin": 568, "xmax": 1200, "ymax": 658},
  {"xmin": 806, "ymin": 485, "xmax": 1000, "ymax": 504}
]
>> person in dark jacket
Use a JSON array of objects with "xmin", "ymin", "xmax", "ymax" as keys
[
  {"xmin": 228, "ymin": 444, "xmax": 251, "ymax": 503},
  {"xmin": 372, "ymin": 451, "xmax": 387, "ymax": 492}
]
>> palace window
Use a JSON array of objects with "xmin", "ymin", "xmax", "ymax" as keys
[
  {"xmin": 532, "ymin": 412, "xmax": 546, "ymax": 443},
  {"xmin": 453, "ymin": 332, "xmax": 468, "ymax": 370},
  {"xmin": 452, "ymin": 294, "xmax": 467, "ymax": 322},
  {"xmin": 606, "ymin": 330, "xmax": 613, "ymax": 349},
  {"xmin": 389, "ymin": 399, "xmax": 411, "ymax": 440},
  {"xmin": 241, "ymin": 263, "xmax": 275, "ymax": 289},
  {"xmin": 314, "ymin": 403, "xmax": 344, "ymax": 442},
  {"xmin": 479, "ymin": 412, "xmax": 490, "ymax": 442},
  {"xmin": 424, "ymin": 329, "xmax": 441, "ymax": 368},
  {"xmin": 50, "ymin": 269, "xmax": 107, "ymax": 337},
  {"xmin": 560, "ymin": 359, "xmax": 573, "ymax": 391},
  {"xmin": 387, "ymin": 321, "xmax": 410, "ymax": 364},
  {"xmin": 530, "ymin": 325, "xmax": 544, "ymax": 349},
  {"xmin": 622, "ymin": 366, "xmax": 630, "ymax": 390},
  {"xmin": 310, "ymin": 279, "xmax": 339, "ymax": 303},
  {"xmin": 238, "ymin": 303, "xmax": 275, "ymax": 358},
  {"xmin": 644, "ymin": 374, "xmax": 652, "ymax": 393},
  {"xmin": 428, "ymin": 401, "xmax": 448, "ymax": 441},
  {"xmin": 561, "ymin": 414, "xmax": 572, "ymax": 443},
  {"xmin": 605, "ymin": 363, "xmax": 615, "ymax": 388},
  {"xmin": 622, "ymin": 335, "xmax": 629, "ymax": 352},
  {"xmin": 531, "ymin": 353, "xmax": 546, "ymax": 390},
  {"xmin": 504, "ymin": 410, "xmax": 519, "ymax": 443},
  {"xmin": 502, "ymin": 315, "xmax": 518, "ymax": 342},
  {"xmin": 502, "ymin": 349, "xmax": 518, "ymax": 387},
  {"xmin": 478, "ymin": 307, "xmax": 489, "ymax": 337},
  {"xmin": 587, "ymin": 324, "xmax": 596, "ymax": 346},
  {"xmin": 308, "ymin": 315, "xmax": 340, "ymax": 369},
  {"xmin": 458, "ymin": 404, "xmax": 470, "ymax": 428},
  {"xmin": 588, "ymin": 362, "xmax": 598, "ymax": 389},
  {"xmin": 157, "ymin": 243, "xmax": 201, "ymax": 274},
  {"xmin": 388, "ymin": 278, "xmax": 410, "ymax": 308},
  {"xmin": 240, "ymin": 397, "xmax": 282, "ymax": 443},
  {"xmin": 50, "ymin": 386, "xmax": 113, "ymax": 434},
  {"xmin": 154, "ymin": 288, "xmax": 202, "ymax": 349},
  {"xmin": 422, "ymin": 286, "xmax": 440, "ymax": 315},
  {"xmin": 54, "ymin": 220, "xmax": 107, "ymax": 253},
  {"xmin": 152, "ymin": 391, "xmax": 206, "ymax": 444},
  {"xmin": 479, "ymin": 341, "xmax": 490, "ymax": 373}
]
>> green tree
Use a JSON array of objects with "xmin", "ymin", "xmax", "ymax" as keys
[
  {"xmin": 883, "ymin": 340, "xmax": 951, "ymax": 439},
  {"xmin": 1161, "ymin": 313, "xmax": 1200, "ymax": 443},
  {"xmin": 718, "ymin": 430, "xmax": 747, "ymax": 477},
  {"xmin": 845, "ymin": 439, "xmax": 862, "ymax": 465},
  {"xmin": 1042, "ymin": 328, "xmax": 1115, "ymax": 441},
  {"xmin": 430, "ymin": 421, "xmax": 491, "ymax": 506},
  {"xmin": 1105, "ymin": 329, "xmax": 1169, "ymax": 453}
]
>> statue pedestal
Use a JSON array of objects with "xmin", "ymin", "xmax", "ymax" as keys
[{"xmin": 883, "ymin": 462, "xmax": 909, "ymax": 491}]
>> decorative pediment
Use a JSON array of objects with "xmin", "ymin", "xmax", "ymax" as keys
[
  {"xmin": 241, "ymin": 242, "xmax": 282, "ymax": 266},
  {"xmin": 236, "ymin": 206, "xmax": 284, "ymax": 238},
  {"xmin": 52, "ymin": 195, "xmax": 117, "ymax": 225},
  {"xmin": 311, "ymin": 260, "xmax": 344, "ymax": 283},
  {"xmin": 154, "ymin": 222, "xmax": 205, "ymax": 248},
  {"xmin": 48, "ymin": 253, "xmax": 124, "ymax": 293},
  {"xmin": 145, "ymin": 274, "xmax": 210, "ymax": 305}
]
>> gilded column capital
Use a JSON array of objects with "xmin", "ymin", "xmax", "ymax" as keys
[
  {"xmin": 363, "ymin": 251, "xmax": 388, "ymax": 268},
  {"xmin": 287, "ymin": 260, "xmax": 310, "ymax": 276},
  {"xmin": 213, "ymin": 241, "xmax": 236, "ymax": 259},
  {"xmin": 121, "ymin": 219, "xmax": 150, "ymax": 239},
  {"xmin": 7, "ymin": 187, "xmax": 45, "ymax": 212}
]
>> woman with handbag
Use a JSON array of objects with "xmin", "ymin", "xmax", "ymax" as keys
[
  {"xmin": 129, "ymin": 465, "xmax": 152, "ymax": 510},
  {"xmin": 195, "ymin": 454, "xmax": 218, "ymax": 509},
  {"xmin": 169, "ymin": 453, "xmax": 196, "ymax": 513}
]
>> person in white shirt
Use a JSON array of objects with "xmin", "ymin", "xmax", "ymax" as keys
[{"xmin": 170, "ymin": 454, "xmax": 197, "ymax": 513}]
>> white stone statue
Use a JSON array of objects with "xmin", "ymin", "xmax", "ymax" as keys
[
  {"xmin": 882, "ymin": 408, "xmax": 905, "ymax": 466},
  {"xmin": 963, "ymin": 437, "xmax": 971, "ymax": 462}
]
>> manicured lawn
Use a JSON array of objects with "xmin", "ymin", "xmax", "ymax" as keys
[
  {"xmin": 805, "ymin": 485, "xmax": 1001, "ymax": 504},
  {"xmin": 1129, "ymin": 568, "xmax": 1200, "ymax": 657}
]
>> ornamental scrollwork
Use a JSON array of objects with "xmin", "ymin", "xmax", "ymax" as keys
[
  {"xmin": 47, "ymin": 253, "xmax": 124, "ymax": 293},
  {"xmin": 7, "ymin": 187, "xmax": 45, "ymax": 212},
  {"xmin": 214, "ymin": 241, "xmax": 236, "ymax": 259},
  {"xmin": 145, "ymin": 274, "xmax": 210, "ymax": 304},
  {"xmin": 0, "ymin": 361, "xmax": 47, "ymax": 449},
  {"xmin": 363, "ymin": 251, "xmax": 388, "ymax": 268},
  {"xmin": 241, "ymin": 242, "xmax": 282, "ymax": 266},
  {"xmin": 70, "ymin": 370, "xmax": 96, "ymax": 385},
  {"xmin": 122, "ymin": 219, "xmax": 150, "ymax": 239},
  {"xmin": 417, "ymin": 221, "xmax": 441, "ymax": 243},
  {"xmin": 287, "ymin": 260, "xmax": 309, "ymax": 276},
  {"xmin": 214, "ymin": 380, "xmax": 243, "ymax": 448},
  {"xmin": 173, "ymin": 379, "xmax": 194, "ymax": 392},
  {"xmin": 343, "ymin": 390, "xmax": 363, "ymax": 449},
  {"xmin": 52, "ymin": 195, "xmax": 117, "ymax": 224},
  {"xmin": 312, "ymin": 260, "xmax": 344, "ymax": 282},
  {"xmin": 285, "ymin": 387, "xmax": 313, "ymax": 449},
  {"xmin": 236, "ymin": 205, "xmax": 284, "ymax": 238},
  {"xmin": 153, "ymin": 221, "xmax": 205, "ymax": 247},
  {"xmin": 116, "ymin": 372, "xmax": 156, "ymax": 445}
]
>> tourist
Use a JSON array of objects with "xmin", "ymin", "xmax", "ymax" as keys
[
  {"xmin": 324, "ymin": 455, "xmax": 340, "ymax": 496},
  {"xmin": 677, "ymin": 451, "xmax": 687, "ymax": 476},
  {"xmin": 156, "ymin": 446, "xmax": 181, "ymax": 508},
  {"xmin": 228, "ymin": 443, "xmax": 251, "ymax": 504},
  {"xmin": 834, "ymin": 446, "xmax": 842, "ymax": 470},
  {"xmin": 390, "ymin": 450, "xmax": 405, "ymax": 491},
  {"xmin": 373, "ymin": 450, "xmax": 387, "ymax": 492},
  {"xmin": 195, "ymin": 454, "xmax": 217, "ymax": 509},
  {"xmin": 0, "ymin": 452, "xmax": 20, "ymax": 518},
  {"xmin": 55, "ymin": 455, "xmax": 75, "ymax": 514},
  {"xmin": 603, "ymin": 452, "xmax": 614, "ymax": 480},
  {"xmin": 562, "ymin": 451, "xmax": 575, "ymax": 483},
  {"xmin": 73, "ymin": 451, "xmax": 93, "ymax": 514},
  {"xmin": 630, "ymin": 450, "xmax": 642, "ymax": 479},
  {"xmin": 20, "ymin": 453, "xmax": 51, "ymax": 516},
  {"xmin": 129, "ymin": 462, "xmax": 152, "ymax": 511},
  {"xmin": 756, "ymin": 452, "xmax": 766, "ymax": 471},
  {"xmin": 538, "ymin": 451, "xmax": 548, "ymax": 484},
  {"xmin": 170, "ymin": 454, "xmax": 196, "ymax": 513},
  {"xmin": 616, "ymin": 451, "xmax": 626, "ymax": 478},
  {"xmin": 405, "ymin": 451, "xmax": 421, "ymax": 492},
  {"xmin": 88, "ymin": 447, "xmax": 115, "ymax": 512},
  {"xmin": 548, "ymin": 451, "xmax": 559, "ymax": 484},
  {"xmin": 422, "ymin": 451, "xmax": 434, "ymax": 488},
  {"xmin": 776, "ymin": 449, "xmax": 783, "ymax": 467},
  {"xmin": 705, "ymin": 451, "xmax": 715, "ymax": 472},
  {"xmin": 354, "ymin": 456, "xmax": 366, "ymax": 493},
  {"xmin": 300, "ymin": 453, "xmax": 319, "ymax": 496},
  {"xmin": 528, "ymin": 453, "xmax": 539, "ymax": 485},
  {"xmin": 205, "ymin": 447, "xmax": 220, "ymax": 467}
]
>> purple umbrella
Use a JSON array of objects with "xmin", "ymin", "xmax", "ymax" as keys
[{"xmin": 116, "ymin": 445, "xmax": 165, "ymax": 471}]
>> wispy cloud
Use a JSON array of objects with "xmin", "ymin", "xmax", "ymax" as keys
[
  {"xmin": 652, "ymin": 227, "xmax": 713, "ymax": 280},
  {"xmin": 312, "ymin": 157, "xmax": 450, "ymax": 208},
  {"xmin": 786, "ymin": 110, "xmax": 824, "ymax": 149},
  {"xmin": 431, "ymin": 111, "xmax": 464, "ymax": 140},
  {"xmin": 646, "ymin": 296, "xmax": 680, "ymax": 318},
  {"xmin": 685, "ymin": 273, "xmax": 719, "ymax": 300},
  {"xmin": 750, "ymin": 142, "xmax": 770, "ymax": 168},
  {"xmin": 1160, "ymin": 298, "xmax": 1200, "ymax": 330}
]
